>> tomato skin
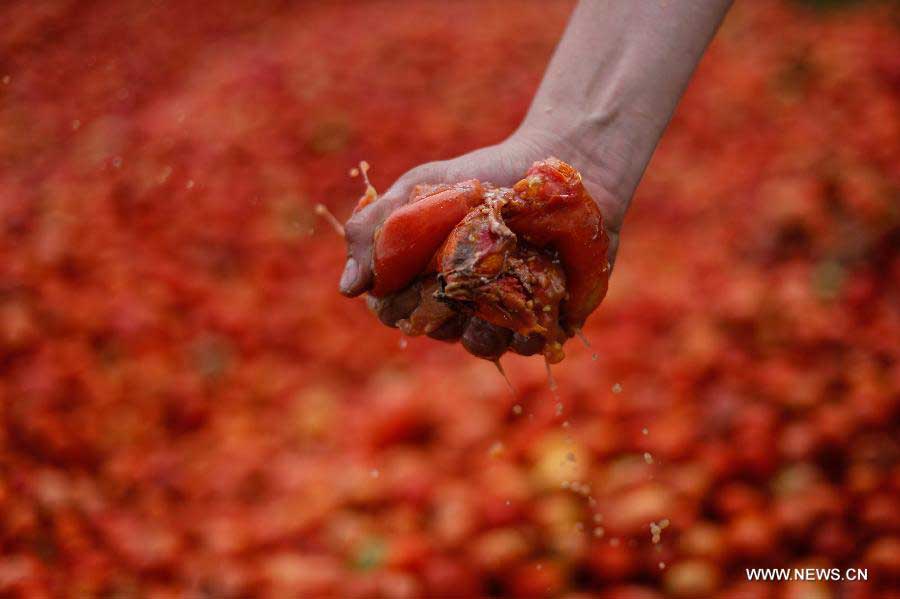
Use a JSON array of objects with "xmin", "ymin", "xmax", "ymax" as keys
[{"xmin": 372, "ymin": 181, "xmax": 485, "ymax": 297}]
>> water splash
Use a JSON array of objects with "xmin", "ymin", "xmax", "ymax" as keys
[
  {"xmin": 574, "ymin": 327, "xmax": 592, "ymax": 349},
  {"xmin": 544, "ymin": 356, "xmax": 559, "ymax": 396},
  {"xmin": 314, "ymin": 204, "xmax": 345, "ymax": 237},
  {"xmin": 544, "ymin": 356, "xmax": 564, "ymax": 419},
  {"xmin": 350, "ymin": 160, "xmax": 378, "ymax": 207},
  {"xmin": 494, "ymin": 359, "xmax": 516, "ymax": 398}
]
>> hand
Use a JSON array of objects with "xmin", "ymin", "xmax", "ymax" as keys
[{"xmin": 339, "ymin": 128, "xmax": 629, "ymax": 359}]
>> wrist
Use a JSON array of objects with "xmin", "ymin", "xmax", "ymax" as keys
[{"xmin": 510, "ymin": 114, "xmax": 634, "ymax": 230}]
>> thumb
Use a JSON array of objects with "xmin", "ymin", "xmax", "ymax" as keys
[{"xmin": 339, "ymin": 164, "xmax": 445, "ymax": 296}]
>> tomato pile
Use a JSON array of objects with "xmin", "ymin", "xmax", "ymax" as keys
[{"xmin": 1, "ymin": 1, "xmax": 898, "ymax": 597}]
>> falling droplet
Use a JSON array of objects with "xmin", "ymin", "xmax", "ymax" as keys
[
  {"xmin": 494, "ymin": 359, "xmax": 516, "ymax": 397},
  {"xmin": 591, "ymin": 352, "xmax": 599, "ymax": 361},
  {"xmin": 642, "ymin": 427, "xmax": 649, "ymax": 435},
  {"xmin": 643, "ymin": 452, "xmax": 654, "ymax": 464},
  {"xmin": 398, "ymin": 337, "xmax": 408, "ymax": 349},
  {"xmin": 612, "ymin": 383, "xmax": 622, "ymax": 394},
  {"xmin": 354, "ymin": 160, "xmax": 378, "ymax": 205},
  {"xmin": 359, "ymin": 161, "xmax": 371, "ymax": 184},
  {"xmin": 186, "ymin": 179, "xmax": 195, "ymax": 189},
  {"xmin": 488, "ymin": 441, "xmax": 505, "ymax": 457},
  {"xmin": 574, "ymin": 328, "xmax": 592, "ymax": 349},
  {"xmin": 659, "ymin": 562, "xmax": 666, "ymax": 570},
  {"xmin": 314, "ymin": 204, "xmax": 345, "ymax": 237},
  {"xmin": 512, "ymin": 404, "xmax": 523, "ymax": 415},
  {"xmin": 544, "ymin": 356, "xmax": 560, "ymax": 403}
]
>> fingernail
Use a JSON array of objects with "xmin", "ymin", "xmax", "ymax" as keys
[{"xmin": 339, "ymin": 258, "xmax": 359, "ymax": 293}]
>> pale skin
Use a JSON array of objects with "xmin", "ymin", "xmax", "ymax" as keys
[{"xmin": 340, "ymin": 0, "xmax": 734, "ymax": 357}]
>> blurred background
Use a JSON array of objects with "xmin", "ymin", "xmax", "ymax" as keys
[{"xmin": 1, "ymin": 0, "xmax": 898, "ymax": 597}]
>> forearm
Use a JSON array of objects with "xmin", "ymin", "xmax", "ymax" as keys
[{"xmin": 522, "ymin": 0, "xmax": 733, "ymax": 205}]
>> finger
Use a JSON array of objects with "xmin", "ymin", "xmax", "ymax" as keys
[
  {"xmin": 606, "ymin": 229, "xmax": 620, "ymax": 272},
  {"xmin": 426, "ymin": 313, "xmax": 466, "ymax": 342},
  {"xmin": 340, "ymin": 183, "xmax": 416, "ymax": 297},
  {"xmin": 509, "ymin": 332, "xmax": 545, "ymax": 356},
  {"xmin": 396, "ymin": 278, "xmax": 457, "ymax": 336},
  {"xmin": 460, "ymin": 317, "xmax": 512, "ymax": 360},
  {"xmin": 365, "ymin": 283, "xmax": 421, "ymax": 328}
]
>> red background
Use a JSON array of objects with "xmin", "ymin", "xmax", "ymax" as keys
[{"xmin": 1, "ymin": 0, "xmax": 898, "ymax": 597}]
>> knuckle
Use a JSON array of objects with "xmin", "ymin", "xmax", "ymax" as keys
[{"xmin": 343, "ymin": 215, "xmax": 366, "ymax": 242}]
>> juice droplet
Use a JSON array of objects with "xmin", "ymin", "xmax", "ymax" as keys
[
  {"xmin": 359, "ymin": 161, "xmax": 377, "ymax": 202},
  {"xmin": 544, "ymin": 356, "xmax": 560, "ymax": 405},
  {"xmin": 650, "ymin": 522, "xmax": 662, "ymax": 544},
  {"xmin": 494, "ymin": 359, "xmax": 516, "ymax": 397},
  {"xmin": 574, "ymin": 328, "xmax": 592, "ymax": 349},
  {"xmin": 351, "ymin": 160, "xmax": 378, "ymax": 209},
  {"xmin": 591, "ymin": 352, "xmax": 599, "ymax": 361},
  {"xmin": 612, "ymin": 383, "xmax": 622, "ymax": 394},
  {"xmin": 488, "ymin": 441, "xmax": 505, "ymax": 457},
  {"xmin": 359, "ymin": 160, "xmax": 372, "ymax": 184},
  {"xmin": 314, "ymin": 203, "xmax": 345, "ymax": 237}
]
